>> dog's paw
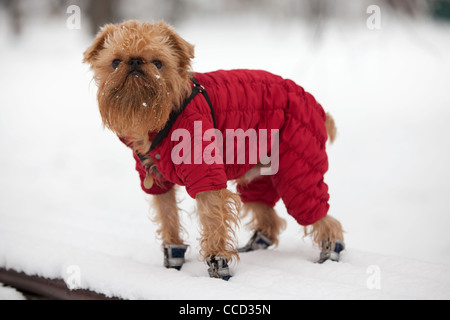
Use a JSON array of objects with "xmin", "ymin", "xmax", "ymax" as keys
[
  {"xmin": 207, "ymin": 255, "xmax": 231, "ymax": 281},
  {"xmin": 238, "ymin": 229, "xmax": 273, "ymax": 253},
  {"xmin": 163, "ymin": 244, "xmax": 189, "ymax": 270},
  {"xmin": 316, "ymin": 239, "xmax": 345, "ymax": 264}
]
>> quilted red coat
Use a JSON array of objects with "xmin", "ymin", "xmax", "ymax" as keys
[{"xmin": 130, "ymin": 69, "xmax": 330, "ymax": 226}]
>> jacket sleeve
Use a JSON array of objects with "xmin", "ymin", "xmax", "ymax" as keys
[
  {"xmin": 171, "ymin": 110, "xmax": 228, "ymax": 198},
  {"xmin": 132, "ymin": 152, "xmax": 174, "ymax": 195}
]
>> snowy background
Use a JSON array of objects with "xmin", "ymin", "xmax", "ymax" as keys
[{"xmin": 1, "ymin": 0, "xmax": 450, "ymax": 299}]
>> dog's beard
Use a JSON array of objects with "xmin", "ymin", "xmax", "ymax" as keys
[{"xmin": 97, "ymin": 68, "xmax": 172, "ymax": 137}]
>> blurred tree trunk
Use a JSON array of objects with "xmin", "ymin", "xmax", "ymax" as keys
[
  {"xmin": 385, "ymin": 0, "xmax": 429, "ymax": 16},
  {"xmin": 431, "ymin": 0, "xmax": 450, "ymax": 20},
  {"xmin": 305, "ymin": 0, "xmax": 331, "ymax": 40},
  {"xmin": 87, "ymin": 0, "xmax": 120, "ymax": 35},
  {"xmin": 0, "ymin": 0, "xmax": 23, "ymax": 36},
  {"xmin": 163, "ymin": 0, "xmax": 186, "ymax": 25}
]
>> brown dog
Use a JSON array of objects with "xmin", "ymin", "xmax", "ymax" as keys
[{"xmin": 83, "ymin": 20, "xmax": 344, "ymax": 280}]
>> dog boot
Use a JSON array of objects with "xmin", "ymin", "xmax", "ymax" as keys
[
  {"xmin": 238, "ymin": 229, "xmax": 273, "ymax": 253},
  {"xmin": 316, "ymin": 239, "xmax": 345, "ymax": 264},
  {"xmin": 163, "ymin": 244, "xmax": 189, "ymax": 270},
  {"xmin": 207, "ymin": 256, "xmax": 231, "ymax": 281}
]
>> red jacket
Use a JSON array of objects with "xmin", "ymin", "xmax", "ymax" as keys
[{"xmin": 130, "ymin": 69, "xmax": 330, "ymax": 226}]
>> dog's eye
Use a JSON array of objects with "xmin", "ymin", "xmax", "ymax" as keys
[
  {"xmin": 112, "ymin": 59, "xmax": 122, "ymax": 70},
  {"xmin": 152, "ymin": 60, "xmax": 163, "ymax": 70}
]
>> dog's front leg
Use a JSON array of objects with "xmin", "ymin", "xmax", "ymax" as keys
[
  {"xmin": 196, "ymin": 188, "xmax": 241, "ymax": 279},
  {"xmin": 152, "ymin": 187, "xmax": 188, "ymax": 270}
]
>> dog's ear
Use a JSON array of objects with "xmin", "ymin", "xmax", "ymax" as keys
[
  {"xmin": 83, "ymin": 24, "xmax": 117, "ymax": 66},
  {"xmin": 156, "ymin": 21, "xmax": 195, "ymax": 71}
]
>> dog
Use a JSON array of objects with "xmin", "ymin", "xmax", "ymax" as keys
[{"xmin": 83, "ymin": 20, "xmax": 344, "ymax": 280}]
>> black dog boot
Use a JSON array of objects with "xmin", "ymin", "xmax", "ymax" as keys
[
  {"xmin": 238, "ymin": 229, "xmax": 273, "ymax": 253},
  {"xmin": 163, "ymin": 244, "xmax": 189, "ymax": 270},
  {"xmin": 207, "ymin": 256, "xmax": 231, "ymax": 281},
  {"xmin": 316, "ymin": 239, "xmax": 345, "ymax": 264}
]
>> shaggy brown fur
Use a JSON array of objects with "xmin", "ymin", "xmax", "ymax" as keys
[
  {"xmin": 196, "ymin": 189, "xmax": 241, "ymax": 262},
  {"xmin": 84, "ymin": 20, "xmax": 344, "ymax": 270},
  {"xmin": 325, "ymin": 113, "xmax": 337, "ymax": 144},
  {"xmin": 151, "ymin": 187, "xmax": 184, "ymax": 245},
  {"xmin": 83, "ymin": 20, "xmax": 193, "ymax": 141}
]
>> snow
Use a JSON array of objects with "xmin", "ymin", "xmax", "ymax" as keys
[
  {"xmin": 0, "ymin": 283, "xmax": 26, "ymax": 300},
  {"xmin": 1, "ymin": 13, "xmax": 450, "ymax": 299}
]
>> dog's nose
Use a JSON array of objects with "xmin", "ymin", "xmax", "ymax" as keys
[{"xmin": 128, "ymin": 58, "xmax": 144, "ymax": 69}]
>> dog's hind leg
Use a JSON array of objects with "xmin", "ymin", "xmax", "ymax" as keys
[
  {"xmin": 237, "ymin": 176, "xmax": 285, "ymax": 252},
  {"xmin": 239, "ymin": 202, "xmax": 286, "ymax": 252},
  {"xmin": 151, "ymin": 187, "xmax": 188, "ymax": 269},
  {"xmin": 305, "ymin": 215, "xmax": 345, "ymax": 263},
  {"xmin": 271, "ymin": 133, "xmax": 345, "ymax": 262}
]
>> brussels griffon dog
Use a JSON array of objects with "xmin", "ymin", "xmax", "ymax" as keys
[{"xmin": 83, "ymin": 20, "xmax": 344, "ymax": 280}]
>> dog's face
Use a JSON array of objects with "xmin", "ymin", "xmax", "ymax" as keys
[{"xmin": 83, "ymin": 20, "xmax": 194, "ymax": 136}]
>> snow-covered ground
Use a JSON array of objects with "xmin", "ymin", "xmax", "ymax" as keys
[
  {"xmin": 1, "ymin": 12, "xmax": 450, "ymax": 299},
  {"xmin": 0, "ymin": 283, "xmax": 25, "ymax": 300}
]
